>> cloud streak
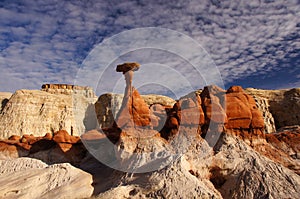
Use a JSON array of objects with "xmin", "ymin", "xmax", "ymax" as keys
[{"xmin": 0, "ymin": 0, "xmax": 299, "ymax": 94}]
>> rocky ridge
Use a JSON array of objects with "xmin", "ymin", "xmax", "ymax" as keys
[
  {"xmin": 0, "ymin": 84, "xmax": 176, "ymax": 139},
  {"xmin": 0, "ymin": 83, "xmax": 300, "ymax": 198}
]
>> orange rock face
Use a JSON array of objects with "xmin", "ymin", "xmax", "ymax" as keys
[
  {"xmin": 0, "ymin": 130, "xmax": 85, "ymax": 165},
  {"xmin": 8, "ymin": 135, "xmax": 21, "ymax": 141},
  {"xmin": 266, "ymin": 129, "xmax": 300, "ymax": 159},
  {"xmin": 115, "ymin": 88, "xmax": 151, "ymax": 128},
  {"xmin": 179, "ymin": 96, "xmax": 205, "ymax": 126},
  {"xmin": 161, "ymin": 85, "xmax": 265, "ymax": 140},
  {"xmin": 52, "ymin": 130, "xmax": 80, "ymax": 144},
  {"xmin": 225, "ymin": 86, "xmax": 264, "ymax": 129},
  {"xmin": 200, "ymin": 86, "xmax": 227, "ymax": 125},
  {"xmin": 130, "ymin": 89, "xmax": 151, "ymax": 126}
]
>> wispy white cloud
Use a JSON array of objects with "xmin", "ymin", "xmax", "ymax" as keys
[{"xmin": 0, "ymin": 0, "xmax": 299, "ymax": 94}]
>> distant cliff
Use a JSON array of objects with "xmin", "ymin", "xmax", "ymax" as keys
[{"xmin": 0, "ymin": 84, "xmax": 98, "ymax": 139}]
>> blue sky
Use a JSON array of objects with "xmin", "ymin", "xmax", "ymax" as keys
[{"xmin": 0, "ymin": 0, "xmax": 299, "ymax": 96}]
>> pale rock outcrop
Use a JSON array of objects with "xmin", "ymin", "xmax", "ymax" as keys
[
  {"xmin": 0, "ymin": 157, "xmax": 93, "ymax": 199},
  {"xmin": 248, "ymin": 94, "xmax": 276, "ymax": 133},
  {"xmin": 41, "ymin": 83, "xmax": 96, "ymax": 98},
  {"xmin": 96, "ymin": 155, "xmax": 222, "ymax": 199},
  {"xmin": 95, "ymin": 93, "xmax": 175, "ymax": 128},
  {"xmin": 246, "ymin": 87, "xmax": 300, "ymax": 130},
  {"xmin": 0, "ymin": 157, "xmax": 47, "ymax": 174},
  {"xmin": 0, "ymin": 85, "xmax": 98, "ymax": 139},
  {"xmin": 212, "ymin": 133, "xmax": 300, "ymax": 199},
  {"xmin": 93, "ymin": 126, "xmax": 300, "ymax": 199},
  {"xmin": 114, "ymin": 129, "xmax": 170, "ymax": 173},
  {"xmin": 142, "ymin": 94, "xmax": 176, "ymax": 107},
  {"xmin": 96, "ymin": 128, "xmax": 222, "ymax": 199}
]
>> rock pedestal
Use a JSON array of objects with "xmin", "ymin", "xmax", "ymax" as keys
[
  {"xmin": 114, "ymin": 63, "xmax": 152, "ymax": 131},
  {"xmin": 115, "ymin": 88, "xmax": 151, "ymax": 129}
]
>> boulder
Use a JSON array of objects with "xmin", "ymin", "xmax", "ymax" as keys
[
  {"xmin": 116, "ymin": 62, "xmax": 140, "ymax": 73},
  {"xmin": 52, "ymin": 130, "xmax": 80, "ymax": 144},
  {"xmin": 0, "ymin": 158, "xmax": 93, "ymax": 199}
]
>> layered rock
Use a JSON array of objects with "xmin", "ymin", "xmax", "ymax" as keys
[
  {"xmin": 248, "ymin": 94, "xmax": 276, "ymax": 133},
  {"xmin": 246, "ymin": 87, "xmax": 300, "ymax": 131},
  {"xmin": 41, "ymin": 83, "xmax": 96, "ymax": 98},
  {"xmin": 254, "ymin": 128, "xmax": 300, "ymax": 175},
  {"xmin": 161, "ymin": 85, "xmax": 264, "ymax": 141},
  {"xmin": 0, "ymin": 85, "xmax": 98, "ymax": 139},
  {"xmin": 98, "ymin": 84, "xmax": 299, "ymax": 198},
  {"xmin": 1, "ymin": 128, "xmax": 300, "ymax": 199},
  {"xmin": 0, "ymin": 158, "xmax": 93, "ymax": 199}
]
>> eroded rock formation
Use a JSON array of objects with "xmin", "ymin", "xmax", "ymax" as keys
[
  {"xmin": 95, "ymin": 93, "xmax": 175, "ymax": 129},
  {"xmin": 0, "ymin": 85, "xmax": 98, "ymax": 139},
  {"xmin": 0, "ymin": 74, "xmax": 300, "ymax": 199},
  {"xmin": 114, "ymin": 62, "xmax": 152, "ymax": 129},
  {"xmin": 246, "ymin": 87, "xmax": 300, "ymax": 131},
  {"xmin": 160, "ymin": 85, "xmax": 264, "ymax": 141},
  {"xmin": 0, "ymin": 130, "xmax": 86, "ymax": 165}
]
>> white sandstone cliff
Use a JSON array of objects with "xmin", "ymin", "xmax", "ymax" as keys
[{"xmin": 0, "ymin": 85, "xmax": 98, "ymax": 139}]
